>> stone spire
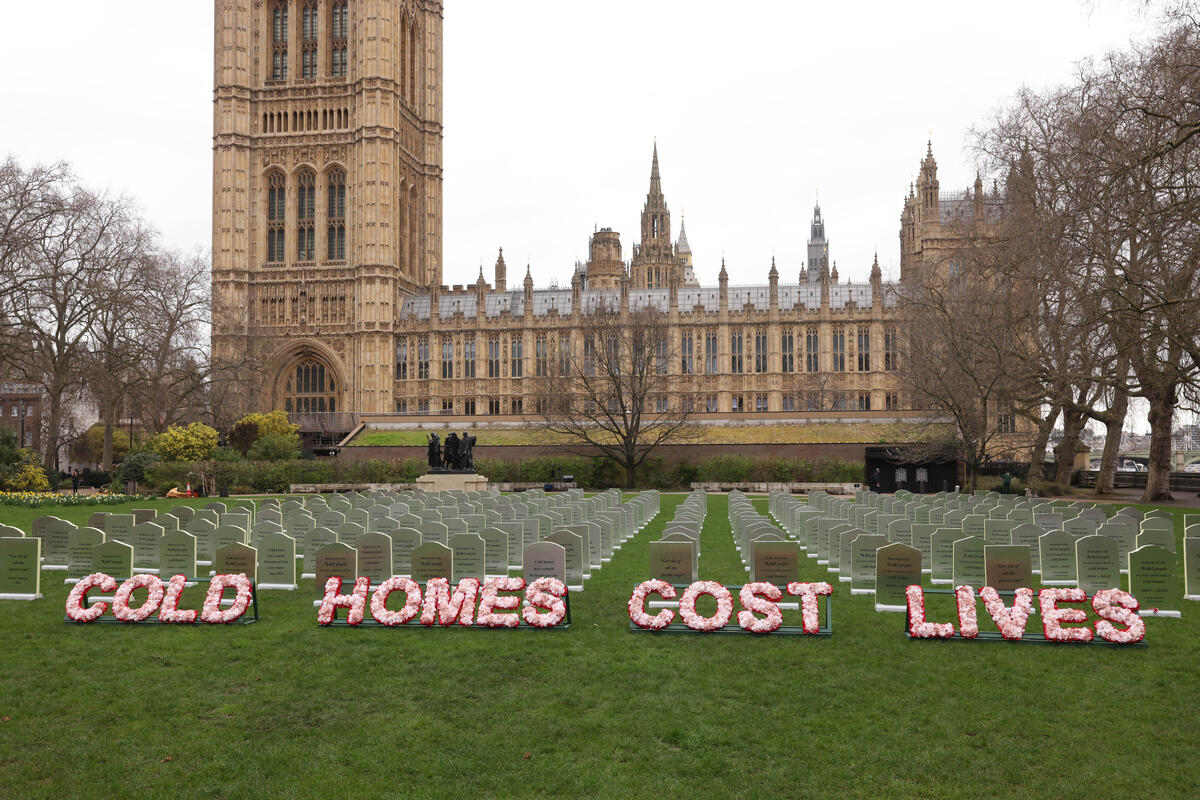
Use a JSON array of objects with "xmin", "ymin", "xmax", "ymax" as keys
[
  {"xmin": 831, "ymin": 260, "xmax": 839, "ymax": 283},
  {"xmin": 494, "ymin": 246, "xmax": 507, "ymax": 293},
  {"xmin": 806, "ymin": 200, "xmax": 829, "ymax": 285},
  {"xmin": 870, "ymin": 251, "xmax": 882, "ymax": 292},
  {"xmin": 676, "ymin": 213, "xmax": 691, "ymax": 256},
  {"xmin": 650, "ymin": 140, "xmax": 661, "ymax": 196}
]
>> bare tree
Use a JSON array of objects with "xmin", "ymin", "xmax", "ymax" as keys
[
  {"xmin": 895, "ymin": 234, "xmax": 1039, "ymax": 491},
  {"xmin": 0, "ymin": 168, "xmax": 144, "ymax": 470},
  {"xmin": 535, "ymin": 303, "xmax": 696, "ymax": 488}
]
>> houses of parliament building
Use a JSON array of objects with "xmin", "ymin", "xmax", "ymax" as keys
[{"xmin": 211, "ymin": 1, "xmax": 1004, "ymax": 435}]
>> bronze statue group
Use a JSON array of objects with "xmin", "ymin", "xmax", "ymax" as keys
[{"xmin": 427, "ymin": 431, "xmax": 476, "ymax": 472}]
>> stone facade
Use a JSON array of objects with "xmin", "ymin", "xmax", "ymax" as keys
[
  {"xmin": 212, "ymin": 0, "xmax": 443, "ymax": 415},
  {"xmin": 210, "ymin": 2, "xmax": 1025, "ymax": 443}
]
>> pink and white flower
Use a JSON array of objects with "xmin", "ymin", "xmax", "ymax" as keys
[
  {"xmin": 112, "ymin": 574, "xmax": 165, "ymax": 623},
  {"xmin": 477, "ymin": 577, "xmax": 525, "ymax": 628},
  {"xmin": 679, "ymin": 581, "xmax": 733, "ymax": 632},
  {"xmin": 787, "ymin": 581, "xmax": 833, "ymax": 635},
  {"xmin": 159, "ymin": 574, "xmax": 197, "ymax": 624},
  {"xmin": 904, "ymin": 584, "xmax": 954, "ymax": 638},
  {"xmin": 369, "ymin": 576, "xmax": 422, "ymax": 626},
  {"xmin": 954, "ymin": 585, "xmax": 978, "ymax": 639},
  {"xmin": 738, "ymin": 582, "xmax": 783, "ymax": 634},
  {"xmin": 200, "ymin": 573, "xmax": 255, "ymax": 624},
  {"xmin": 1039, "ymin": 587, "xmax": 1093, "ymax": 643},
  {"xmin": 1092, "ymin": 588, "xmax": 1146, "ymax": 644},
  {"xmin": 980, "ymin": 586, "xmax": 1033, "ymax": 641},
  {"xmin": 65, "ymin": 573, "xmax": 118, "ymax": 623},
  {"xmin": 420, "ymin": 577, "xmax": 481, "ymax": 627},
  {"xmin": 521, "ymin": 577, "xmax": 567, "ymax": 628},
  {"xmin": 628, "ymin": 580, "xmax": 676, "ymax": 630}
]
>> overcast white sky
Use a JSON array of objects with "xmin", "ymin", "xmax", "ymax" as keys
[{"xmin": 2, "ymin": 1, "xmax": 1168, "ymax": 430}]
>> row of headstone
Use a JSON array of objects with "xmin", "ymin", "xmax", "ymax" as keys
[
  {"xmin": 768, "ymin": 489, "xmax": 1189, "ymax": 616},
  {"xmin": 727, "ymin": 490, "xmax": 802, "ymax": 585},
  {"xmin": 650, "ymin": 490, "xmax": 706, "ymax": 583}
]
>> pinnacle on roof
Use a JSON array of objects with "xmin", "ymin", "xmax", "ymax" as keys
[
  {"xmin": 769, "ymin": 255, "xmax": 778, "ymax": 279},
  {"xmin": 719, "ymin": 257, "xmax": 728, "ymax": 281},
  {"xmin": 871, "ymin": 251, "xmax": 881, "ymax": 279},
  {"xmin": 651, "ymin": 140, "xmax": 661, "ymax": 187},
  {"xmin": 677, "ymin": 213, "xmax": 691, "ymax": 254}
]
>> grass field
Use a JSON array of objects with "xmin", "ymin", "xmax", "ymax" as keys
[
  {"xmin": 1, "ymin": 493, "xmax": 1197, "ymax": 798},
  {"xmin": 347, "ymin": 421, "xmax": 942, "ymax": 447}
]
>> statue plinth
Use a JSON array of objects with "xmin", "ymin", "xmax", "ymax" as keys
[{"xmin": 416, "ymin": 472, "xmax": 490, "ymax": 493}]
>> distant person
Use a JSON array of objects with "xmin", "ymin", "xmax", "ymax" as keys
[
  {"xmin": 71, "ymin": 469, "xmax": 80, "ymax": 494},
  {"xmin": 1001, "ymin": 471, "xmax": 1012, "ymax": 493},
  {"xmin": 869, "ymin": 468, "xmax": 882, "ymax": 493}
]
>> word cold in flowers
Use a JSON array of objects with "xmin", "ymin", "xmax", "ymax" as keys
[
  {"xmin": 317, "ymin": 576, "xmax": 570, "ymax": 629},
  {"xmin": 64, "ymin": 573, "xmax": 256, "ymax": 625},
  {"xmin": 904, "ymin": 585, "xmax": 1146, "ymax": 645},
  {"xmin": 627, "ymin": 580, "xmax": 832, "ymax": 635}
]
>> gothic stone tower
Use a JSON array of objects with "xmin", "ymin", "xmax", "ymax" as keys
[
  {"xmin": 212, "ymin": 0, "xmax": 443, "ymax": 415},
  {"xmin": 630, "ymin": 143, "xmax": 684, "ymax": 289}
]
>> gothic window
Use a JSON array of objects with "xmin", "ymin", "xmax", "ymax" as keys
[
  {"xmin": 885, "ymin": 392, "xmax": 899, "ymax": 411},
  {"xmin": 857, "ymin": 327, "xmax": 871, "ymax": 372},
  {"xmin": 782, "ymin": 395, "xmax": 796, "ymax": 412},
  {"xmin": 805, "ymin": 327, "xmax": 819, "ymax": 372},
  {"xmin": 535, "ymin": 335, "xmax": 548, "ymax": 377},
  {"xmin": 681, "ymin": 333, "xmax": 693, "ymax": 374},
  {"xmin": 463, "ymin": 336, "xmax": 476, "ymax": 378},
  {"xmin": 831, "ymin": 328, "xmax": 845, "ymax": 372},
  {"xmin": 556, "ymin": 335, "xmax": 570, "ymax": 376},
  {"xmin": 705, "ymin": 331, "xmax": 718, "ymax": 374},
  {"xmin": 395, "ymin": 340, "xmax": 407, "ymax": 380},
  {"xmin": 754, "ymin": 330, "xmax": 767, "ymax": 373},
  {"xmin": 487, "ymin": 336, "xmax": 500, "ymax": 378},
  {"xmin": 409, "ymin": 18, "xmax": 417, "ymax": 100},
  {"xmin": 396, "ymin": 400, "xmax": 407, "ymax": 413},
  {"xmin": 326, "ymin": 169, "xmax": 346, "ymax": 261},
  {"xmin": 511, "ymin": 338, "xmax": 523, "ymax": 378},
  {"xmin": 441, "ymin": 337, "xmax": 453, "ymax": 379},
  {"xmin": 884, "ymin": 327, "xmax": 898, "ymax": 371},
  {"xmin": 302, "ymin": 2, "xmax": 319, "ymax": 78},
  {"xmin": 441, "ymin": 398, "xmax": 454, "ymax": 413},
  {"xmin": 705, "ymin": 395, "xmax": 718, "ymax": 413},
  {"xmin": 682, "ymin": 396, "xmax": 695, "ymax": 413},
  {"xmin": 858, "ymin": 392, "xmax": 871, "ymax": 411},
  {"xmin": 583, "ymin": 336, "xmax": 596, "ymax": 376},
  {"xmin": 284, "ymin": 360, "xmax": 337, "ymax": 413},
  {"xmin": 330, "ymin": 1, "xmax": 349, "ymax": 77},
  {"xmin": 656, "ymin": 337, "xmax": 667, "ymax": 375},
  {"xmin": 296, "ymin": 170, "xmax": 315, "ymax": 262},
  {"xmin": 271, "ymin": 3, "xmax": 289, "ymax": 82},
  {"xmin": 755, "ymin": 394, "xmax": 768, "ymax": 412},
  {"xmin": 656, "ymin": 396, "xmax": 668, "ymax": 413},
  {"xmin": 417, "ymin": 337, "xmax": 429, "ymax": 379},
  {"xmin": 806, "ymin": 392, "xmax": 821, "ymax": 411},
  {"xmin": 730, "ymin": 332, "xmax": 743, "ymax": 374},
  {"xmin": 487, "ymin": 399, "xmax": 500, "ymax": 415},
  {"xmin": 781, "ymin": 331, "xmax": 794, "ymax": 373},
  {"xmin": 731, "ymin": 395, "xmax": 744, "ymax": 412},
  {"xmin": 266, "ymin": 171, "xmax": 286, "ymax": 263}
]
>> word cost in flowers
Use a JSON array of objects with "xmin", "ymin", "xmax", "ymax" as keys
[
  {"xmin": 317, "ymin": 576, "xmax": 569, "ymax": 628},
  {"xmin": 905, "ymin": 585, "xmax": 1146, "ymax": 645},
  {"xmin": 65, "ymin": 573, "xmax": 255, "ymax": 624},
  {"xmin": 627, "ymin": 579, "xmax": 832, "ymax": 634}
]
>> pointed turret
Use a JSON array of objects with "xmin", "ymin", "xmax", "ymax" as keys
[
  {"xmin": 718, "ymin": 257, "xmax": 729, "ymax": 312},
  {"xmin": 632, "ymin": 142, "xmax": 674, "ymax": 288},
  {"xmin": 831, "ymin": 260, "xmax": 839, "ymax": 283},
  {"xmin": 769, "ymin": 255, "xmax": 779, "ymax": 311},
  {"xmin": 870, "ymin": 251, "xmax": 882, "ymax": 291},
  {"xmin": 919, "ymin": 141, "xmax": 940, "ymax": 212},
  {"xmin": 494, "ymin": 247, "xmax": 507, "ymax": 292},
  {"xmin": 676, "ymin": 214, "xmax": 691, "ymax": 256},
  {"xmin": 650, "ymin": 140, "xmax": 661, "ymax": 195},
  {"xmin": 806, "ymin": 200, "xmax": 829, "ymax": 285}
]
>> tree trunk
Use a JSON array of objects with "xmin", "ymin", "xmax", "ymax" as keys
[
  {"xmin": 1092, "ymin": 385, "xmax": 1128, "ymax": 496},
  {"xmin": 1027, "ymin": 405, "xmax": 1060, "ymax": 484},
  {"xmin": 1054, "ymin": 407, "xmax": 1086, "ymax": 485},
  {"xmin": 1142, "ymin": 386, "xmax": 1175, "ymax": 502},
  {"xmin": 624, "ymin": 460, "xmax": 636, "ymax": 490},
  {"xmin": 43, "ymin": 392, "xmax": 62, "ymax": 472},
  {"xmin": 102, "ymin": 398, "xmax": 116, "ymax": 472}
]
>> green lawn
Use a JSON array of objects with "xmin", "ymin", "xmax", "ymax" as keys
[{"xmin": 0, "ymin": 494, "xmax": 1197, "ymax": 798}]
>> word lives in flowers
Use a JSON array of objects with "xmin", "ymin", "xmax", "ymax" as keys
[
  {"xmin": 627, "ymin": 580, "xmax": 833, "ymax": 635},
  {"xmin": 316, "ymin": 576, "xmax": 571, "ymax": 629},
  {"xmin": 64, "ymin": 573, "xmax": 260, "ymax": 625},
  {"xmin": 905, "ymin": 585, "xmax": 1146, "ymax": 645}
]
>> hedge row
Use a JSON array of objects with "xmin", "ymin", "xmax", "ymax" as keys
[{"xmin": 143, "ymin": 455, "xmax": 864, "ymax": 494}]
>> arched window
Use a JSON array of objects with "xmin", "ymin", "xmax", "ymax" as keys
[
  {"xmin": 330, "ymin": 1, "xmax": 349, "ymax": 77},
  {"xmin": 296, "ymin": 170, "xmax": 316, "ymax": 262},
  {"xmin": 327, "ymin": 169, "xmax": 346, "ymax": 261},
  {"xmin": 302, "ymin": 2, "xmax": 319, "ymax": 78},
  {"xmin": 285, "ymin": 360, "xmax": 338, "ymax": 413},
  {"xmin": 266, "ymin": 171, "xmax": 286, "ymax": 263},
  {"xmin": 271, "ymin": 2, "xmax": 289, "ymax": 82}
]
